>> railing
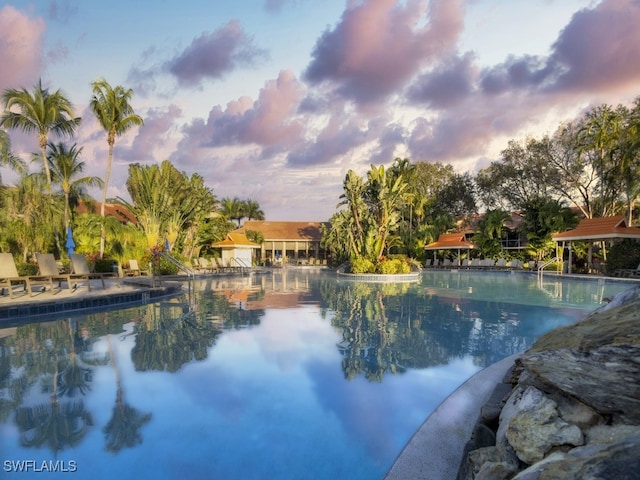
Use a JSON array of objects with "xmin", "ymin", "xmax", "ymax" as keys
[
  {"xmin": 154, "ymin": 251, "xmax": 196, "ymax": 299},
  {"xmin": 537, "ymin": 256, "xmax": 561, "ymax": 278},
  {"xmin": 231, "ymin": 257, "xmax": 251, "ymax": 275}
]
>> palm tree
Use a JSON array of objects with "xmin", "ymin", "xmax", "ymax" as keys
[
  {"xmin": 44, "ymin": 142, "xmax": 103, "ymax": 231},
  {"xmin": 0, "ymin": 129, "xmax": 27, "ymax": 184},
  {"xmin": 90, "ymin": 78, "xmax": 143, "ymax": 258},
  {"xmin": 1, "ymin": 79, "xmax": 80, "ymax": 192},
  {"xmin": 220, "ymin": 197, "xmax": 244, "ymax": 226},
  {"xmin": 244, "ymin": 199, "xmax": 265, "ymax": 221}
]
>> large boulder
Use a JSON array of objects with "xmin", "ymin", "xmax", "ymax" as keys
[{"xmin": 518, "ymin": 290, "xmax": 640, "ymax": 424}]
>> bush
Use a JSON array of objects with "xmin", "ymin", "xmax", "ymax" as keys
[
  {"xmin": 606, "ymin": 239, "xmax": 640, "ymax": 274},
  {"xmin": 350, "ymin": 257, "xmax": 375, "ymax": 274},
  {"xmin": 376, "ymin": 258, "xmax": 411, "ymax": 274},
  {"xmin": 17, "ymin": 262, "xmax": 38, "ymax": 276},
  {"xmin": 94, "ymin": 259, "xmax": 114, "ymax": 273}
]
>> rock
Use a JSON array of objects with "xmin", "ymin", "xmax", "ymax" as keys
[
  {"xmin": 458, "ymin": 446, "xmax": 519, "ymax": 480},
  {"xmin": 511, "ymin": 432, "xmax": 640, "ymax": 480},
  {"xmin": 503, "ymin": 386, "xmax": 584, "ymax": 464},
  {"xmin": 520, "ymin": 299, "xmax": 640, "ymax": 424}
]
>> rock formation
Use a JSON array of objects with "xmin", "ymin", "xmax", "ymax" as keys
[{"xmin": 458, "ymin": 285, "xmax": 640, "ymax": 480}]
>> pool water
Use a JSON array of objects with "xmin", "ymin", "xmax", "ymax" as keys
[{"xmin": 0, "ymin": 270, "xmax": 634, "ymax": 479}]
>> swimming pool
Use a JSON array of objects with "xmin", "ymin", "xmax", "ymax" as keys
[{"xmin": 0, "ymin": 270, "xmax": 634, "ymax": 479}]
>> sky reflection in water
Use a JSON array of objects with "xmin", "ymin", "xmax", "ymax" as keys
[{"xmin": 0, "ymin": 270, "xmax": 634, "ymax": 479}]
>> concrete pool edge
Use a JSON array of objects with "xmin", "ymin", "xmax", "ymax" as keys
[{"xmin": 385, "ymin": 353, "xmax": 520, "ymax": 480}]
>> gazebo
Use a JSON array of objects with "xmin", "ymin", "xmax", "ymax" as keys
[
  {"xmin": 424, "ymin": 233, "xmax": 476, "ymax": 266},
  {"xmin": 552, "ymin": 215, "xmax": 640, "ymax": 274},
  {"xmin": 212, "ymin": 232, "xmax": 260, "ymax": 267}
]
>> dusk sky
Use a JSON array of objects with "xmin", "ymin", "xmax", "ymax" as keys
[{"xmin": 2, "ymin": 0, "xmax": 640, "ymax": 221}]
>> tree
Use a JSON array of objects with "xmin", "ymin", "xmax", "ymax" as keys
[
  {"xmin": 122, "ymin": 161, "xmax": 217, "ymax": 254},
  {"xmin": 473, "ymin": 209, "xmax": 511, "ymax": 258},
  {"xmin": 243, "ymin": 199, "xmax": 265, "ymax": 221},
  {"xmin": 0, "ymin": 129, "xmax": 27, "ymax": 184},
  {"xmin": 220, "ymin": 197, "xmax": 244, "ymax": 226},
  {"xmin": 43, "ymin": 142, "xmax": 103, "ymax": 232},
  {"xmin": 475, "ymin": 137, "xmax": 554, "ymax": 211},
  {"xmin": 1, "ymin": 79, "xmax": 80, "ymax": 192},
  {"xmin": 90, "ymin": 78, "xmax": 143, "ymax": 258}
]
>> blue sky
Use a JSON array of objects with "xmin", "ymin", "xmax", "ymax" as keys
[{"xmin": 2, "ymin": 0, "xmax": 640, "ymax": 221}]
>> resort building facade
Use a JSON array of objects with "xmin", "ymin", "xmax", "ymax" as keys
[{"xmin": 235, "ymin": 221, "xmax": 329, "ymax": 265}]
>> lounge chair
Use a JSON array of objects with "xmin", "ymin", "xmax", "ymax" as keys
[
  {"xmin": 124, "ymin": 259, "xmax": 149, "ymax": 276},
  {"xmin": 0, "ymin": 253, "xmax": 38, "ymax": 298},
  {"xmin": 70, "ymin": 254, "xmax": 120, "ymax": 290},
  {"xmin": 35, "ymin": 253, "xmax": 74, "ymax": 294}
]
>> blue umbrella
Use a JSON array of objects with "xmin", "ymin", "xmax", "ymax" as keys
[
  {"xmin": 65, "ymin": 226, "xmax": 76, "ymax": 256},
  {"xmin": 165, "ymin": 238, "xmax": 171, "ymax": 252}
]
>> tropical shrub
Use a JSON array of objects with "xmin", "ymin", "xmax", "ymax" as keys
[{"xmin": 350, "ymin": 257, "xmax": 375, "ymax": 274}]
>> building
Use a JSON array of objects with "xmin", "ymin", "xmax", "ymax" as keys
[{"xmin": 235, "ymin": 221, "xmax": 329, "ymax": 265}]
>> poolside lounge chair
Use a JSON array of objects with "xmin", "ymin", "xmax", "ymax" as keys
[
  {"xmin": 35, "ymin": 253, "xmax": 74, "ymax": 294},
  {"xmin": 70, "ymin": 254, "xmax": 120, "ymax": 290},
  {"xmin": 0, "ymin": 253, "xmax": 38, "ymax": 298},
  {"xmin": 124, "ymin": 259, "xmax": 149, "ymax": 276}
]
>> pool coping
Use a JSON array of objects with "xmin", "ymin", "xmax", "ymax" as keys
[
  {"xmin": 384, "ymin": 353, "xmax": 520, "ymax": 480},
  {"xmin": 0, "ymin": 279, "xmax": 185, "ymax": 325}
]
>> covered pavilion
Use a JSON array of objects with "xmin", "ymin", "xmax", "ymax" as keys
[
  {"xmin": 424, "ymin": 233, "xmax": 476, "ymax": 266},
  {"xmin": 552, "ymin": 215, "xmax": 640, "ymax": 274},
  {"xmin": 212, "ymin": 232, "xmax": 260, "ymax": 267}
]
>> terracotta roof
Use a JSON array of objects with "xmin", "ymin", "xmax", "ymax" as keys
[
  {"xmin": 76, "ymin": 201, "xmax": 137, "ymax": 224},
  {"xmin": 212, "ymin": 232, "xmax": 260, "ymax": 248},
  {"xmin": 425, "ymin": 233, "xmax": 476, "ymax": 250},
  {"xmin": 237, "ymin": 221, "xmax": 329, "ymax": 241},
  {"xmin": 552, "ymin": 215, "xmax": 640, "ymax": 241}
]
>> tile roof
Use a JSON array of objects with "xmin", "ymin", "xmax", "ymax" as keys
[
  {"xmin": 552, "ymin": 215, "xmax": 640, "ymax": 241},
  {"xmin": 237, "ymin": 221, "xmax": 329, "ymax": 241},
  {"xmin": 212, "ymin": 232, "xmax": 260, "ymax": 248},
  {"xmin": 425, "ymin": 233, "xmax": 476, "ymax": 250}
]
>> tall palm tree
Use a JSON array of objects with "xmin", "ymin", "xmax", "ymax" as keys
[
  {"xmin": 44, "ymin": 142, "xmax": 103, "ymax": 231},
  {"xmin": 90, "ymin": 78, "xmax": 143, "ymax": 258},
  {"xmin": 1, "ymin": 79, "xmax": 80, "ymax": 192}
]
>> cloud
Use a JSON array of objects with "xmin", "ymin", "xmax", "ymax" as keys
[
  {"xmin": 407, "ymin": 52, "xmax": 476, "ymax": 109},
  {"xmin": 178, "ymin": 70, "xmax": 306, "ymax": 152},
  {"xmin": 478, "ymin": 0, "xmax": 640, "ymax": 96},
  {"xmin": 547, "ymin": 0, "xmax": 640, "ymax": 93},
  {"xmin": 121, "ymin": 105, "xmax": 184, "ymax": 163},
  {"xmin": 303, "ymin": 0, "xmax": 464, "ymax": 106},
  {"xmin": 165, "ymin": 20, "xmax": 268, "ymax": 88},
  {"xmin": 0, "ymin": 6, "xmax": 45, "ymax": 89}
]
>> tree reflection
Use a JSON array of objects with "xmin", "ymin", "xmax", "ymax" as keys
[
  {"xmin": 131, "ymin": 302, "xmax": 223, "ymax": 372},
  {"xmin": 14, "ymin": 399, "xmax": 93, "ymax": 453},
  {"xmin": 103, "ymin": 336, "xmax": 151, "ymax": 453}
]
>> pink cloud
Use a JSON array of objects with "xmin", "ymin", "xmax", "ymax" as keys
[
  {"xmin": 166, "ymin": 20, "xmax": 268, "ymax": 88},
  {"xmin": 304, "ymin": 0, "xmax": 464, "ymax": 105},
  {"xmin": 0, "ymin": 6, "xmax": 46, "ymax": 90},
  {"xmin": 180, "ymin": 69, "xmax": 305, "ymax": 151},
  {"xmin": 548, "ymin": 0, "xmax": 640, "ymax": 93}
]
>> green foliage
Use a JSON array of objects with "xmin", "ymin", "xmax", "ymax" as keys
[
  {"xmin": 376, "ymin": 258, "xmax": 410, "ymax": 274},
  {"xmin": 606, "ymin": 239, "xmax": 640, "ymax": 274},
  {"xmin": 350, "ymin": 257, "xmax": 375, "ymax": 274},
  {"xmin": 17, "ymin": 262, "xmax": 38, "ymax": 276},
  {"xmin": 93, "ymin": 258, "xmax": 114, "ymax": 273}
]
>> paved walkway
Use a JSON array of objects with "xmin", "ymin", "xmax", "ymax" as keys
[{"xmin": 0, "ymin": 276, "xmax": 184, "ymax": 324}]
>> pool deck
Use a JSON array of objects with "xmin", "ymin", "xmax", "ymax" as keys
[{"xmin": 0, "ymin": 275, "xmax": 185, "ymax": 325}]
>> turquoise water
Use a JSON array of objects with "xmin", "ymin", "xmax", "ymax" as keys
[{"xmin": 0, "ymin": 270, "xmax": 634, "ymax": 479}]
